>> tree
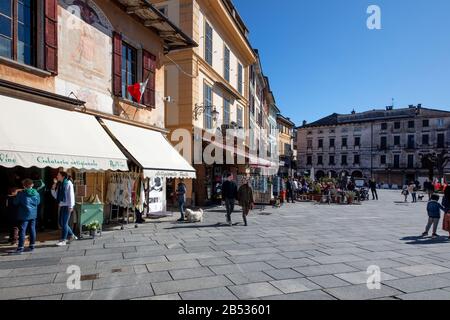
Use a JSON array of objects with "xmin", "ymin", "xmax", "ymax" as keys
[{"xmin": 420, "ymin": 151, "xmax": 450, "ymax": 181}]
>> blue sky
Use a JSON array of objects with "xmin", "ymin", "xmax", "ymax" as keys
[{"xmin": 233, "ymin": 0, "xmax": 450, "ymax": 125}]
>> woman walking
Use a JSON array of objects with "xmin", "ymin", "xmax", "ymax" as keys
[{"xmin": 51, "ymin": 172, "xmax": 77, "ymax": 246}]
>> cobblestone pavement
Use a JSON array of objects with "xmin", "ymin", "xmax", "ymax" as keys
[{"xmin": 1, "ymin": 190, "xmax": 450, "ymax": 300}]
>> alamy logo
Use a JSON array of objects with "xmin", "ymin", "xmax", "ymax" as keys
[
  {"xmin": 366, "ymin": 265, "xmax": 381, "ymax": 290},
  {"xmin": 367, "ymin": 5, "xmax": 382, "ymax": 30},
  {"xmin": 66, "ymin": 265, "xmax": 81, "ymax": 290}
]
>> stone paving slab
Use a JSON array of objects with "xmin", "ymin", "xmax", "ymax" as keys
[
  {"xmin": 225, "ymin": 272, "xmax": 274, "ymax": 285},
  {"xmin": 293, "ymin": 263, "xmax": 359, "ymax": 277},
  {"xmin": 209, "ymin": 262, "xmax": 274, "ymax": 275},
  {"xmin": 325, "ymin": 284, "xmax": 403, "ymax": 300},
  {"xmin": 152, "ymin": 275, "xmax": 233, "ymax": 295},
  {"xmin": 0, "ymin": 281, "xmax": 93, "ymax": 300},
  {"xmin": 179, "ymin": 287, "xmax": 238, "ymax": 300},
  {"xmin": 334, "ymin": 271, "xmax": 397, "ymax": 285},
  {"xmin": 307, "ymin": 275, "xmax": 352, "ymax": 288},
  {"xmin": 383, "ymin": 275, "xmax": 450, "ymax": 293},
  {"xmin": 62, "ymin": 284, "xmax": 154, "ymax": 300},
  {"xmin": 228, "ymin": 282, "xmax": 283, "ymax": 299},
  {"xmin": 0, "ymin": 273, "xmax": 55, "ymax": 288},
  {"xmin": 132, "ymin": 293, "xmax": 181, "ymax": 300},
  {"xmin": 260, "ymin": 290, "xmax": 337, "ymax": 300},
  {"xmin": 145, "ymin": 260, "xmax": 201, "ymax": 272},
  {"xmin": 397, "ymin": 289, "xmax": 450, "ymax": 300},
  {"xmin": 394, "ymin": 264, "xmax": 450, "ymax": 277},
  {"xmin": 262, "ymin": 268, "xmax": 304, "ymax": 280},
  {"xmin": 269, "ymin": 278, "xmax": 321, "ymax": 294},
  {"xmin": 169, "ymin": 267, "xmax": 216, "ymax": 280},
  {"xmin": 92, "ymin": 271, "xmax": 172, "ymax": 290},
  {"xmin": 198, "ymin": 257, "xmax": 233, "ymax": 267}
]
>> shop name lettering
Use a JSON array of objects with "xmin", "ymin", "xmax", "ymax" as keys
[
  {"xmin": 0, "ymin": 153, "xmax": 16, "ymax": 164},
  {"xmin": 37, "ymin": 156, "xmax": 99, "ymax": 168},
  {"xmin": 148, "ymin": 197, "xmax": 160, "ymax": 204},
  {"xmin": 109, "ymin": 160, "xmax": 127, "ymax": 169}
]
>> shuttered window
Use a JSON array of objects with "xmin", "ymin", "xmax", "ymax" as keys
[
  {"xmin": 224, "ymin": 45, "xmax": 230, "ymax": 81},
  {"xmin": 142, "ymin": 50, "xmax": 156, "ymax": 108},
  {"xmin": 237, "ymin": 63, "xmax": 243, "ymax": 94},
  {"xmin": 203, "ymin": 82, "xmax": 213, "ymax": 129},
  {"xmin": 223, "ymin": 97, "xmax": 230, "ymax": 125},
  {"xmin": 121, "ymin": 42, "xmax": 137, "ymax": 101},
  {"xmin": 205, "ymin": 21, "xmax": 213, "ymax": 66}
]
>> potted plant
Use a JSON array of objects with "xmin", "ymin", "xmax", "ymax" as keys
[{"xmin": 85, "ymin": 220, "xmax": 100, "ymax": 238}]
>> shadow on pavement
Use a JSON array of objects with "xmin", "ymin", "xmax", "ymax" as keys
[
  {"xmin": 401, "ymin": 235, "xmax": 450, "ymax": 245},
  {"xmin": 165, "ymin": 222, "xmax": 243, "ymax": 230}
]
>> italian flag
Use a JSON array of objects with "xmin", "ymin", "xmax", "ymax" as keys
[{"xmin": 127, "ymin": 76, "xmax": 149, "ymax": 104}]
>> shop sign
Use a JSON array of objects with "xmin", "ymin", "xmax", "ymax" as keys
[
  {"xmin": 0, "ymin": 152, "xmax": 17, "ymax": 165},
  {"xmin": 37, "ymin": 156, "xmax": 99, "ymax": 168},
  {"xmin": 148, "ymin": 178, "xmax": 163, "ymax": 213}
]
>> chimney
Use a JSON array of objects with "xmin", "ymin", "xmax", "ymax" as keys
[
  {"xmin": 302, "ymin": 120, "xmax": 307, "ymax": 126},
  {"xmin": 408, "ymin": 105, "xmax": 415, "ymax": 109},
  {"xmin": 386, "ymin": 106, "xmax": 393, "ymax": 111},
  {"xmin": 351, "ymin": 109, "xmax": 356, "ymax": 115},
  {"xmin": 417, "ymin": 103, "xmax": 422, "ymax": 109}
]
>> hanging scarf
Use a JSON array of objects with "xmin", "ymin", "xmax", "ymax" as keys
[{"xmin": 57, "ymin": 178, "xmax": 69, "ymax": 203}]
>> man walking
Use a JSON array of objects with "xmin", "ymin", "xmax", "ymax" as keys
[
  {"xmin": 237, "ymin": 178, "xmax": 254, "ymax": 227},
  {"xmin": 369, "ymin": 179, "xmax": 378, "ymax": 200},
  {"xmin": 222, "ymin": 173, "xmax": 237, "ymax": 226},
  {"xmin": 286, "ymin": 178, "xmax": 295, "ymax": 203},
  {"xmin": 176, "ymin": 179, "xmax": 187, "ymax": 222}
]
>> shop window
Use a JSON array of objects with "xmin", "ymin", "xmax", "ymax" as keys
[
  {"xmin": 121, "ymin": 42, "xmax": 137, "ymax": 101},
  {"xmin": 0, "ymin": 0, "xmax": 37, "ymax": 66},
  {"xmin": 204, "ymin": 21, "xmax": 213, "ymax": 66}
]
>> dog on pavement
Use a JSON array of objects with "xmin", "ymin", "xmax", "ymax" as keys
[{"xmin": 185, "ymin": 208, "xmax": 204, "ymax": 223}]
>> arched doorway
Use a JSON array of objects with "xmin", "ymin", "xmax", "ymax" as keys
[
  {"xmin": 340, "ymin": 170, "xmax": 350, "ymax": 178},
  {"xmin": 316, "ymin": 170, "xmax": 326, "ymax": 180},
  {"xmin": 328, "ymin": 170, "xmax": 338, "ymax": 178}
]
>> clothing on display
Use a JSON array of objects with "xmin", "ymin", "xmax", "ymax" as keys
[{"xmin": 106, "ymin": 172, "xmax": 146, "ymax": 211}]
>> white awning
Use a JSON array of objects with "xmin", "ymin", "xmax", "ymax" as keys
[
  {"xmin": 101, "ymin": 119, "xmax": 196, "ymax": 179},
  {"xmin": 0, "ymin": 95, "xmax": 129, "ymax": 171}
]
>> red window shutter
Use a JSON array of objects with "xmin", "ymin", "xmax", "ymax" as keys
[
  {"xmin": 44, "ymin": 0, "xmax": 58, "ymax": 74},
  {"xmin": 112, "ymin": 32, "xmax": 123, "ymax": 97},
  {"xmin": 142, "ymin": 50, "xmax": 156, "ymax": 108}
]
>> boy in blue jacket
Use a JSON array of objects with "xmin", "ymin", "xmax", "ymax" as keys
[
  {"xmin": 422, "ymin": 194, "xmax": 445, "ymax": 239},
  {"xmin": 11, "ymin": 179, "xmax": 40, "ymax": 254}
]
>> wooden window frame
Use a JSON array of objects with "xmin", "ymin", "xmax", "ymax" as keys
[
  {"xmin": 204, "ymin": 21, "xmax": 213, "ymax": 66},
  {"xmin": 121, "ymin": 41, "xmax": 138, "ymax": 101}
]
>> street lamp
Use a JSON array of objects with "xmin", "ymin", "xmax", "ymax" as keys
[{"xmin": 193, "ymin": 103, "xmax": 220, "ymax": 123}]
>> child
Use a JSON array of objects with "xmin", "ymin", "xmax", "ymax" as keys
[
  {"xmin": 422, "ymin": 194, "xmax": 445, "ymax": 239},
  {"xmin": 11, "ymin": 179, "xmax": 40, "ymax": 254}
]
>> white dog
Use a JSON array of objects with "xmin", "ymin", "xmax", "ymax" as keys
[{"xmin": 185, "ymin": 208, "xmax": 204, "ymax": 223}]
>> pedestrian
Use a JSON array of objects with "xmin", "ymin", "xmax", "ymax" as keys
[
  {"xmin": 237, "ymin": 178, "xmax": 254, "ymax": 227},
  {"xmin": 222, "ymin": 173, "xmax": 237, "ymax": 226},
  {"xmin": 51, "ymin": 171, "xmax": 77, "ymax": 246},
  {"xmin": 369, "ymin": 179, "xmax": 378, "ymax": 200},
  {"xmin": 286, "ymin": 178, "xmax": 295, "ymax": 203},
  {"xmin": 422, "ymin": 194, "xmax": 446, "ymax": 239},
  {"xmin": 424, "ymin": 180, "xmax": 434, "ymax": 200},
  {"xmin": 292, "ymin": 179, "xmax": 299, "ymax": 200},
  {"xmin": 11, "ymin": 179, "xmax": 40, "ymax": 254},
  {"xmin": 408, "ymin": 182, "xmax": 417, "ymax": 203},
  {"xmin": 401, "ymin": 185, "xmax": 409, "ymax": 202},
  {"xmin": 442, "ymin": 187, "xmax": 450, "ymax": 240},
  {"xmin": 6, "ymin": 187, "xmax": 19, "ymax": 245},
  {"xmin": 175, "ymin": 179, "xmax": 187, "ymax": 222}
]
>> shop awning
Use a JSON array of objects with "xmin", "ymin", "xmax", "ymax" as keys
[
  {"xmin": 0, "ymin": 95, "xmax": 129, "ymax": 171},
  {"xmin": 100, "ymin": 119, "xmax": 196, "ymax": 179}
]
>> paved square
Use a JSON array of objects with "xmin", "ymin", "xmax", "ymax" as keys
[{"xmin": 1, "ymin": 190, "xmax": 450, "ymax": 300}]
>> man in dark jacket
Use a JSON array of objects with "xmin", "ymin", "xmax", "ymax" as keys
[
  {"xmin": 222, "ymin": 174, "xmax": 237, "ymax": 226},
  {"xmin": 369, "ymin": 179, "xmax": 378, "ymax": 200},
  {"xmin": 12, "ymin": 179, "xmax": 40, "ymax": 254},
  {"xmin": 286, "ymin": 178, "xmax": 295, "ymax": 203},
  {"xmin": 237, "ymin": 178, "xmax": 254, "ymax": 227}
]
